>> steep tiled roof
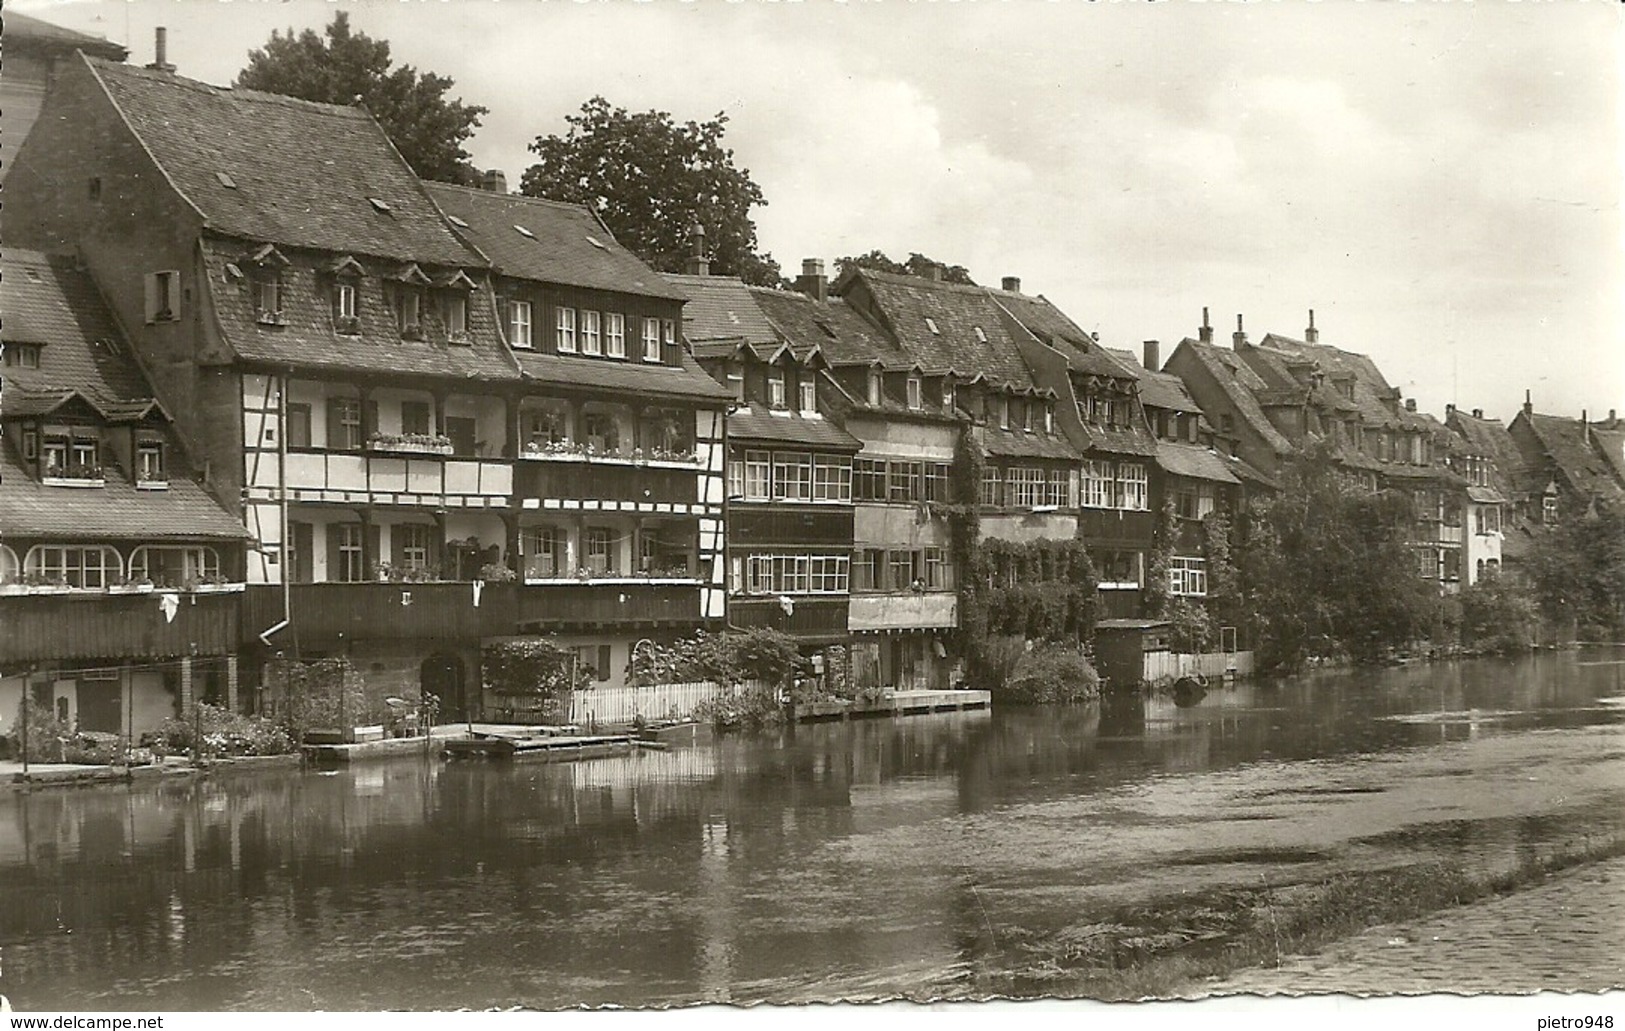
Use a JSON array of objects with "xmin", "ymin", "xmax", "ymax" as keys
[
  {"xmin": 997, "ymin": 292, "xmax": 1133, "ymax": 380},
  {"xmin": 513, "ymin": 350, "xmax": 730, "ymax": 403},
  {"xmin": 87, "ymin": 58, "xmax": 481, "ymax": 267},
  {"xmin": 423, "ymin": 184, "xmax": 687, "ymax": 301},
  {"xmin": 1250, "ymin": 334, "xmax": 1401, "ymax": 428},
  {"xmin": 201, "ymin": 244, "xmax": 518, "ymax": 380},
  {"xmin": 981, "ymin": 426, "xmax": 1080, "ymax": 462},
  {"xmin": 1102, "ymin": 346, "xmax": 1200, "ymax": 413},
  {"xmin": 1157, "ymin": 442, "xmax": 1241, "ymax": 485},
  {"xmin": 1594, "ymin": 427, "xmax": 1625, "ymax": 487},
  {"xmin": 838, "ymin": 270, "xmax": 1035, "ymax": 388},
  {"xmin": 663, "ymin": 274, "xmax": 779, "ymax": 345},
  {"xmin": 749, "ymin": 288, "xmax": 910, "ymax": 370},
  {"xmin": 1173, "ymin": 339, "xmax": 1295, "ymax": 456},
  {"xmin": 0, "ymin": 448, "xmax": 247, "ymax": 539},
  {"xmin": 1, "ymin": 250, "xmax": 151, "ymax": 405},
  {"xmin": 1449, "ymin": 411, "xmax": 1523, "ymax": 481},
  {"xmin": 4, "ymin": 11, "xmax": 128, "ymax": 58},
  {"xmin": 1520, "ymin": 413, "xmax": 1625, "ymax": 501},
  {"xmin": 726, "ymin": 407, "xmax": 862, "ymax": 451}
]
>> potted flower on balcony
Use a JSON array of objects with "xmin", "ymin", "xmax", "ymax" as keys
[
  {"xmin": 21, "ymin": 571, "xmax": 71, "ymax": 595},
  {"xmin": 0, "ymin": 577, "xmax": 28, "ymax": 597},
  {"xmin": 478, "ymin": 562, "xmax": 517, "ymax": 583}
]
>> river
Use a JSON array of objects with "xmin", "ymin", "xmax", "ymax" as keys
[{"xmin": 3, "ymin": 651, "xmax": 1623, "ymax": 1009}]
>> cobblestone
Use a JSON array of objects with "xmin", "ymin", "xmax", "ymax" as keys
[{"xmin": 1208, "ymin": 857, "xmax": 1625, "ymax": 996}]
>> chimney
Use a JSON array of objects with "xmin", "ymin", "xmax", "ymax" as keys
[
  {"xmin": 1001, "ymin": 276, "xmax": 1021, "ymax": 294},
  {"xmin": 795, "ymin": 258, "xmax": 828, "ymax": 303},
  {"xmin": 1524, "ymin": 390, "xmax": 1533, "ymax": 417},
  {"xmin": 1305, "ymin": 309, "xmax": 1318, "ymax": 344},
  {"xmin": 480, "ymin": 169, "xmax": 508, "ymax": 194},
  {"xmin": 1199, "ymin": 307, "xmax": 1213, "ymax": 345},
  {"xmin": 148, "ymin": 27, "xmax": 176, "ymax": 73},
  {"xmin": 924, "ymin": 263, "xmax": 943, "ymax": 282},
  {"xmin": 1446, "ymin": 403, "xmax": 1456, "ymax": 417},
  {"xmin": 1405, "ymin": 398, "xmax": 1417, "ymax": 413},
  {"xmin": 1233, "ymin": 314, "xmax": 1248, "ymax": 349},
  {"xmin": 684, "ymin": 222, "xmax": 709, "ymax": 276},
  {"xmin": 1473, "ymin": 408, "xmax": 1483, "ymax": 419},
  {"xmin": 1611, "ymin": 408, "xmax": 1618, "ymax": 423},
  {"xmin": 1581, "ymin": 409, "xmax": 1589, "ymax": 444},
  {"xmin": 1142, "ymin": 339, "xmax": 1160, "ymax": 372}
]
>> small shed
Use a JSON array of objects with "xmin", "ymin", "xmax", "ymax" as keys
[{"xmin": 1092, "ymin": 619, "xmax": 1172, "ymax": 691}]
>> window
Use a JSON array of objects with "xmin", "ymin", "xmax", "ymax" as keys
[
  {"xmin": 775, "ymin": 555, "xmax": 811, "ymax": 594},
  {"xmin": 396, "ymin": 287, "xmax": 423, "ymax": 338},
  {"xmin": 581, "ymin": 310, "xmax": 603, "ymax": 355},
  {"xmin": 800, "ymin": 380, "xmax": 818, "ymax": 414},
  {"xmin": 329, "ymin": 398, "xmax": 364, "ymax": 450},
  {"xmin": 867, "ymin": 371, "xmax": 883, "ymax": 407},
  {"xmin": 583, "ymin": 412, "xmax": 620, "ymax": 453},
  {"xmin": 136, "ymin": 440, "xmax": 166, "ymax": 484},
  {"xmin": 573, "ymin": 645, "xmax": 612, "ymax": 684},
  {"xmin": 889, "ymin": 461, "xmax": 923, "ymax": 503},
  {"xmin": 1418, "ymin": 547, "xmax": 1441, "ymax": 578},
  {"xmin": 889, "ymin": 550, "xmax": 918, "ymax": 590},
  {"xmin": 585, "ymin": 527, "xmax": 615, "ymax": 575},
  {"xmin": 1044, "ymin": 404, "xmax": 1055, "ymax": 435},
  {"xmin": 768, "ymin": 373, "xmax": 787, "ymax": 409},
  {"xmin": 924, "ymin": 317, "xmax": 939, "ymax": 335},
  {"xmin": 853, "ymin": 549, "xmax": 881, "ymax": 592},
  {"xmin": 144, "ymin": 271, "xmax": 180, "ymax": 323},
  {"xmin": 556, "ymin": 307, "xmax": 578, "ymax": 352},
  {"xmin": 772, "ymin": 452, "xmax": 812, "ymax": 501},
  {"xmin": 1022, "ymin": 401, "xmax": 1036, "ymax": 433},
  {"xmin": 809, "ymin": 555, "xmax": 849, "ymax": 593},
  {"xmin": 1175, "ymin": 482, "xmax": 1214, "ymax": 520},
  {"xmin": 335, "ymin": 281, "xmax": 359, "ymax": 321},
  {"xmin": 26, "ymin": 545, "xmax": 120, "ymax": 589},
  {"xmin": 508, "ymin": 300, "xmax": 533, "ymax": 348},
  {"xmin": 813, "ymin": 456, "xmax": 851, "ymax": 502},
  {"xmin": 924, "ymin": 548, "xmax": 949, "ymax": 590},
  {"xmin": 1081, "ymin": 460, "xmax": 1113, "ymax": 508},
  {"xmin": 642, "ymin": 318, "xmax": 661, "ymax": 362},
  {"xmin": 973, "ymin": 326, "xmax": 987, "ymax": 343},
  {"xmin": 727, "ymin": 366, "xmax": 745, "ymax": 401},
  {"xmin": 942, "ymin": 380, "xmax": 955, "ymax": 411},
  {"xmin": 1169, "ymin": 556, "xmax": 1208, "ymax": 596},
  {"xmin": 22, "ymin": 429, "xmax": 38, "ymax": 461},
  {"xmin": 925, "ymin": 463, "xmax": 951, "ymax": 503},
  {"xmin": 334, "ymin": 524, "xmax": 365, "ymax": 582},
  {"xmin": 1443, "ymin": 547, "xmax": 1461, "ymax": 581},
  {"xmin": 1542, "ymin": 494, "xmax": 1558, "ymax": 524},
  {"xmin": 1095, "ymin": 550, "xmax": 1144, "ymax": 588},
  {"xmin": 1009, "ymin": 466, "xmax": 1046, "ymax": 508},
  {"xmin": 1476, "ymin": 505, "xmax": 1502, "ymax": 535},
  {"xmin": 4, "ymin": 344, "xmax": 41, "ymax": 368},
  {"xmin": 1117, "ymin": 463, "xmax": 1149, "ymax": 511},
  {"xmin": 286, "ymin": 403, "xmax": 312, "ymax": 448},
  {"xmin": 997, "ymin": 397, "xmax": 1009, "ymax": 430},
  {"xmin": 744, "ymin": 450, "xmax": 771, "ymax": 500},
  {"xmin": 605, "ymin": 313, "xmax": 626, "ymax": 357},
  {"xmin": 129, "ymin": 545, "xmax": 221, "ymax": 585},
  {"xmin": 906, "ymin": 377, "xmax": 922, "ymax": 410},
  {"xmin": 1047, "ymin": 469, "xmax": 1070, "ymax": 507},
  {"xmin": 443, "ymin": 293, "xmax": 469, "ymax": 341},
  {"xmin": 663, "ymin": 319, "xmax": 676, "ymax": 355},
  {"xmin": 41, "ymin": 435, "xmax": 69, "ymax": 477},
  {"xmin": 727, "ymin": 458, "xmax": 745, "ymax": 499},
  {"xmin": 397, "ymin": 524, "xmax": 433, "ymax": 572},
  {"xmin": 400, "ymin": 401, "xmax": 432, "ymax": 437},
  {"xmin": 980, "ymin": 466, "xmax": 1003, "ymax": 507},
  {"xmin": 253, "ymin": 275, "xmax": 282, "ymax": 323},
  {"xmin": 525, "ymin": 527, "xmax": 561, "ymax": 579},
  {"xmin": 854, "ymin": 458, "xmax": 887, "ymax": 502}
]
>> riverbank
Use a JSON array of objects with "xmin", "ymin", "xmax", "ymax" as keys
[
  {"xmin": 969, "ymin": 833, "xmax": 1625, "ymax": 1000},
  {"xmin": 0, "ymin": 752, "xmax": 303, "ymax": 791}
]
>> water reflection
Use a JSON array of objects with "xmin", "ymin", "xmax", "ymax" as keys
[{"xmin": 3, "ymin": 652, "xmax": 1622, "ymax": 1009}]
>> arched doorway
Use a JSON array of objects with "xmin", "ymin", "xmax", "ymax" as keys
[{"xmin": 420, "ymin": 652, "xmax": 466, "ymax": 722}]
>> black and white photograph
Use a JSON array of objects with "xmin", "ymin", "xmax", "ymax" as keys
[{"xmin": 0, "ymin": 0, "xmax": 1621, "ymax": 1017}]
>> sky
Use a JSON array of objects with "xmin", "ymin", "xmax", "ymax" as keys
[{"xmin": 15, "ymin": 0, "xmax": 1623, "ymax": 425}]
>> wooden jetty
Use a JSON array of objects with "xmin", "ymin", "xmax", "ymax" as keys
[
  {"xmin": 444, "ymin": 732, "xmax": 635, "ymax": 762},
  {"xmin": 788, "ymin": 689, "xmax": 992, "ymax": 724}
]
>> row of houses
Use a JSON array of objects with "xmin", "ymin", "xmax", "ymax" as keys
[{"xmin": 3, "ymin": 24, "xmax": 1623, "ymax": 739}]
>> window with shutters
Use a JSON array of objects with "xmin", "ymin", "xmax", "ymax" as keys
[
  {"xmin": 329, "ymin": 398, "xmax": 364, "ymax": 450},
  {"xmin": 585, "ymin": 527, "xmax": 615, "ymax": 575},
  {"xmin": 332, "ymin": 524, "xmax": 365, "ymax": 583},
  {"xmin": 525, "ymin": 526, "xmax": 561, "ymax": 579},
  {"xmin": 400, "ymin": 401, "xmax": 432, "ymax": 437}
]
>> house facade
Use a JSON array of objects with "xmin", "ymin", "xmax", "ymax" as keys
[
  {"xmin": 1443, "ymin": 405, "xmax": 1520, "ymax": 585},
  {"xmin": 1507, "ymin": 398, "xmax": 1625, "ymax": 527},
  {"xmin": 1, "ymin": 249, "xmax": 250, "ymax": 741},
  {"xmin": 0, "ymin": 11, "xmax": 128, "ymax": 181}
]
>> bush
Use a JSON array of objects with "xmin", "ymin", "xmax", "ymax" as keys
[
  {"xmin": 970, "ymin": 634, "xmax": 1029, "ymax": 694},
  {"xmin": 693, "ymin": 687, "xmax": 783, "ymax": 731},
  {"xmin": 7, "ymin": 696, "xmax": 74, "ymax": 763},
  {"xmin": 1458, "ymin": 575, "xmax": 1537, "ymax": 655},
  {"xmin": 997, "ymin": 646, "xmax": 1101, "ymax": 705},
  {"xmin": 628, "ymin": 628, "xmax": 805, "ymax": 687},
  {"xmin": 1163, "ymin": 597, "xmax": 1217, "ymax": 653},
  {"xmin": 152, "ymin": 703, "xmax": 295, "ymax": 758}
]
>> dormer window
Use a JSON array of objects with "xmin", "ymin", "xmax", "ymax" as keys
[
  {"xmin": 800, "ymin": 379, "xmax": 817, "ymax": 414},
  {"xmin": 397, "ymin": 288, "xmax": 423, "ymax": 340},
  {"xmin": 1022, "ymin": 400, "xmax": 1036, "ymax": 433},
  {"xmin": 606, "ymin": 313, "xmax": 627, "ymax": 358},
  {"xmin": 925, "ymin": 317, "xmax": 940, "ymax": 335},
  {"xmin": 867, "ymin": 370, "xmax": 883, "ymax": 407},
  {"xmin": 4, "ymin": 343, "xmax": 42, "ymax": 369},
  {"xmin": 997, "ymin": 397, "xmax": 1009, "ymax": 430},
  {"xmin": 768, "ymin": 372, "xmax": 787, "ymax": 409},
  {"xmin": 906, "ymin": 376, "xmax": 922, "ymax": 411},
  {"xmin": 442, "ymin": 291, "xmax": 469, "ymax": 343},
  {"xmin": 974, "ymin": 327, "xmax": 987, "ymax": 343},
  {"xmin": 253, "ymin": 274, "xmax": 285, "ymax": 326},
  {"xmin": 642, "ymin": 318, "xmax": 661, "ymax": 362},
  {"xmin": 582, "ymin": 310, "xmax": 603, "ymax": 355},
  {"xmin": 334, "ymin": 281, "xmax": 360, "ymax": 335},
  {"xmin": 942, "ymin": 380, "xmax": 955, "ymax": 411},
  {"xmin": 727, "ymin": 364, "xmax": 745, "ymax": 402},
  {"xmin": 136, "ymin": 440, "xmax": 167, "ymax": 488},
  {"xmin": 1044, "ymin": 403, "xmax": 1055, "ymax": 435},
  {"xmin": 556, "ymin": 307, "xmax": 578, "ymax": 352}
]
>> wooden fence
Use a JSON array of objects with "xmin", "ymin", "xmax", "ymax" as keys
[
  {"xmin": 567, "ymin": 678, "xmax": 773, "ymax": 726},
  {"xmin": 1142, "ymin": 649, "xmax": 1256, "ymax": 684}
]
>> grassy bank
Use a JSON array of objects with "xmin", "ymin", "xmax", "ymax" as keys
[{"xmin": 971, "ymin": 833, "xmax": 1625, "ymax": 1000}]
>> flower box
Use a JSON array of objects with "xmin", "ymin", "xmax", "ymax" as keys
[
  {"xmin": 42, "ymin": 475, "xmax": 106, "ymax": 488},
  {"xmin": 134, "ymin": 478, "xmax": 170, "ymax": 491},
  {"xmin": 369, "ymin": 435, "xmax": 454, "ymax": 456}
]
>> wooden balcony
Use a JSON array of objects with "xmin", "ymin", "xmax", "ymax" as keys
[
  {"xmin": 728, "ymin": 506, "xmax": 854, "ymax": 546},
  {"xmin": 516, "ymin": 581, "xmax": 703, "ymax": 630},
  {"xmin": 0, "ymin": 589, "xmax": 240, "ymax": 662},
  {"xmin": 729, "ymin": 595, "xmax": 850, "ymax": 641},
  {"xmin": 515, "ymin": 461, "xmax": 701, "ymax": 508},
  {"xmin": 243, "ymin": 582, "xmax": 517, "ymax": 645},
  {"xmin": 1076, "ymin": 507, "xmax": 1156, "ymax": 545},
  {"xmin": 275, "ymin": 449, "xmax": 513, "ymax": 507}
]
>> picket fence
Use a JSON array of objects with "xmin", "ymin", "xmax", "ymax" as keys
[
  {"xmin": 1142, "ymin": 649, "xmax": 1256, "ymax": 684},
  {"xmin": 567, "ymin": 678, "xmax": 774, "ymax": 727}
]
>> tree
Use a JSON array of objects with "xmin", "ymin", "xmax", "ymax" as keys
[
  {"xmin": 834, "ymin": 250, "xmax": 976, "ymax": 285},
  {"xmin": 236, "ymin": 12, "xmax": 487, "ymax": 183},
  {"xmin": 1527, "ymin": 504, "xmax": 1625, "ymax": 641},
  {"xmin": 521, "ymin": 97, "xmax": 780, "ymax": 286}
]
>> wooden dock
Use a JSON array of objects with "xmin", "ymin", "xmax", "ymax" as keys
[
  {"xmin": 443, "ymin": 732, "xmax": 635, "ymax": 762},
  {"xmin": 788, "ymin": 689, "xmax": 992, "ymax": 723}
]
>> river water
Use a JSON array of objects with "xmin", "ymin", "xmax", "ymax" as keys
[{"xmin": 3, "ymin": 651, "xmax": 1623, "ymax": 1009}]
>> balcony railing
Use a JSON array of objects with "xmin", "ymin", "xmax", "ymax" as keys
[
  {"xmin": 515, "ymin": 461, "xmax": 703, "ymax": 508},
  {"xmin": 282, "ymin": 449, "xmax": 513, "ymax": 504},
  {"xmin": 243, "ymin": 582, "xmax": 517, "ymax": 644},
  {"xmin": 729, "ymin": 595, "xmax": 850, "ymax": 639},
  {"xmin": 517, "ymin": 581, "xmax": 703, "ymax": 629},
  {"xmin": 848, "ymin": 592, "xmax": 958, "ymax": 632},
  {"xmin": 1, "ymin": 589, "xmax": 240, "ymax": 662}
]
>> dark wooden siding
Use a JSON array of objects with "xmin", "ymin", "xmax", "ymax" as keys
[
  {"xmin": 1077, "ymin": 508, "xmax": 1156, "ymax": 546},
  {"xmin": 515, "ymin": 461, "xmax": 699, "ymax": 506},
  {"xmin": 728, "ymin": 595, "xmax": 850, "ymax": 642},
  {"xmin": 728, "ymin": 506, "xmax": 854, "ymax": 546},
  {"xmin": 0, "ymin": 591, "xmax": 239, "ymax": 662},
  {"xmin": 243, "ymin": 583, "xmax": 516, "ymax": 644},
  {"xmin": 503, "ymin": 279, "xmax": 685, "ymax": 365},
  {"xmin": 517, "ymin": 583, "xmax": 702, "ymax": 630}
]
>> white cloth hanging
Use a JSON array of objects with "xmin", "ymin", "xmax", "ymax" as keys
[{"xmin": 158, "ymin": 591, "xmax": 180, "ymax": 623}]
